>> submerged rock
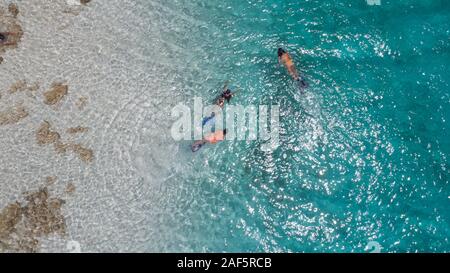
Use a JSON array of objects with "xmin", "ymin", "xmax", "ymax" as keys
[
  {"xmin": 36, "ymin": 121, "xmax": 61, "ymax": 145},
  {"xmin": 80, "ymin": 0, "xmax": 92, "ymax": 5},
  {"xmin": 8, "ymin": 3, "xmax": 19, "ymax": 18},
  {"xmin": 67, "ymin": 126, "xmax": 89, "ymax": 134},
  {"xmin": 65, "ymin": 183, "xmax": 76, "ymax": 195},
  {"xmin": 0, "ymin": 4, "xmax": 24, "ymax": 57},
  {"xmin": 36, "ymin": 121, "xmax": 94, "ymax": 163},
  {"xmin": 0, "ymin": 187, "xmax": 67, "ymax": 253},
  {"xmin": 43, "ymin": 83, "xmax": 68, "ymax": 105},
  {"xmin": 76, "ymin": 96, "xmax": 88, "ymax": 110},
  {"xmin": 9, "ymin": 80, "xmax": 39, "ymax": 93},
  {"xmin": 0, "ymin": 105, "xmax": 29, "ymax": 126},
  {"xmin": 9, "ymin": 80, "xmax": 27, "ymax": 93},
  {"xmin": 45, "ymin": 176, "xmax": 58, "ymax": 186},
  {"xmin": 0, "ymin": 203, "xmax": 22, "ymax": 236},
  {"xmin": 22, "ymin": 188, "xmax": 66, "ymax": 237},
  {"xmin": 71, "ymin": 144, "xmax": 94, "ymax": 163}
]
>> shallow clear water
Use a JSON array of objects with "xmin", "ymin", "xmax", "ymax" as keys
[{"xmin": 1, "ymin": 0, "xmax": 449, "ymax": 252}]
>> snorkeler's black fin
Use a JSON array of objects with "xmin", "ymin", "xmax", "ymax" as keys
[
  {"xmin": 191, "ymin": 142, "xmax": 205, "ymax": 153},
  {"xmin": 297, "ymin": 78, "xmax": 308, "ymax": 94}
]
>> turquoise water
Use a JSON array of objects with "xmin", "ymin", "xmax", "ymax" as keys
[{"xmin": 149, "ymin": 0, "xmax": 450, "ymax": 252}]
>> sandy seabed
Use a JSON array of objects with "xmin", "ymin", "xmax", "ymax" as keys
[{"xmin": 1, "ymin": 0, "xmax": 188, "ymax": 252}]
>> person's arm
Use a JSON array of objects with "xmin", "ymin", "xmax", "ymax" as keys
[
  {"xmin": 193, "ymin": 139, "xmax": 207, "ymax": 146},
  {"xmin": 222, "ymin": 81, "xmax": 229, "ymax": 92}
]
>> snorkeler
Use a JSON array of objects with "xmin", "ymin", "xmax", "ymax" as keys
[
  {"xmin": 193, "ymin": 83, "xmax": 234, "ymax": 152},
  {"xmin": 215, "ymin": 84, "xmax": 235, "ymax": 108},
  {"xmin": 191, "ymin": 129, "xmax": 227, "ymax": 152},
  {"xmin": 202, "ymin": 83, "xmax": 235, "ymax": 126},
  {"xmin": 278, "ymin": 48, "xmax": 308, "ymax": 91}
]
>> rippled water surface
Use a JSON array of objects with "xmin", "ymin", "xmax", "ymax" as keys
[{"xmin": 1, "ymin": 0, "xmax": 449, "ymax": 252}]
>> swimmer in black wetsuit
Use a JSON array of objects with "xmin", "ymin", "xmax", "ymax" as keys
[
  {"xmin": 203, "ymin": 84, "xmax": 235, "ymax": 127},
  {"xmin": 215, "ymin": 83, "xmax": 235, "ymax": 108}
]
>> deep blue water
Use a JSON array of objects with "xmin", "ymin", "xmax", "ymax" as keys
[{"xmin": 158, "ymin": 0, "xmax": 450, "ymax": 252}]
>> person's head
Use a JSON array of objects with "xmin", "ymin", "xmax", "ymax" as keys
[
  {"xmin": 223, "ymin": 129, "xmax": 227, "ymax": 135},
  {"xmin": 222, "ymin": 89, "xmax": 233, "ymax": 102},
  {"xmin": 0, "ymin": 33, "xmax": 6, "ymax": 42},
  {"xmin": 223, "ymin": 89, "xmax": 232, "ymax": 95},
  {"xmin": 278, "ymin": 48, "xmax": 286, "ymax": 57}
]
